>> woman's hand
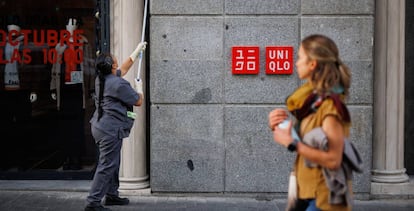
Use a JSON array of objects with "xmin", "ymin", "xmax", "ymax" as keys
[
  {"xmin": 268, "ymin": 108, "xmax": 289, "ymax": 130},
  {"xmin": 272, "ymin": 120, "xmax": 294, "ymax": 147}
]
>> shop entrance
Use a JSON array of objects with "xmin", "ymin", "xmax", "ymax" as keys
[
  {"xmin": 0, "ymin": 0, "xmax": 106, "ymax": 179},
  {"xmin": 405, "ymin": 0, "xmax": 414, "ymax": 175}
]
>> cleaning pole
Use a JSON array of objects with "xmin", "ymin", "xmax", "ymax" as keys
[{"xmin": 135, "ymin": 0, "xmax": 148, "ymax": 93}]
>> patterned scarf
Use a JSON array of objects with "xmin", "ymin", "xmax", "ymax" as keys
[{"xmin": 286, "ymin": 82, "xmax": 351, "ymax": 123}]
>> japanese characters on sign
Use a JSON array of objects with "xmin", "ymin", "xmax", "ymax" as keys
[
  {"xmin": 231, "ymin": 46, "xmax": 294, "ymax": 75},
  {"xmin": 232, "ymin": 46, "xmax": 260, "ymax": 74}
]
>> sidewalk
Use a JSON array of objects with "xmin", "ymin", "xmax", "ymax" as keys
[{"xmin": 0, "ymin": 181, "xmax": 414, "ymax": 211}]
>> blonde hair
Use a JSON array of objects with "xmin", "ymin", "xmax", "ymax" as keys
[{"xmin": 301, "ymin": 34, "xmax": 351, "ymax": 97}]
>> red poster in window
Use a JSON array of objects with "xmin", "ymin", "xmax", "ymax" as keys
[
  {"xmin": 232, "ymin": 46, "xmax": 260, "ymax": 74},
  {"xmin": 266, "ymin": 46, "xmax": 293, "ymax": 75}
]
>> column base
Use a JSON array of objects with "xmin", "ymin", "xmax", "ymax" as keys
[
  {"xmin": 371, "ymin": 169, "xmax": 409, "ymax": 183},
  {"xmin": 119, "ymin": 175, "xmax": 150, "ymax": 190},
  {"xmin": 371, "ymin": 180, "xmax": 414, "ymax": 196}
]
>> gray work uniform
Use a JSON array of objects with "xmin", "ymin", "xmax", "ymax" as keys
[{"xmin": 87, "ymin": 69, "xmax": 139, "ymax": 206}]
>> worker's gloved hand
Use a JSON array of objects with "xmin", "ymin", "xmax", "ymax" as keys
[
  {"xmin": 135, "ymin": 78, "xmax": 143, "ymax": 95},
  {"xmin": 129, "ymin": 41, "xmax": 147, "ymax": 62}
]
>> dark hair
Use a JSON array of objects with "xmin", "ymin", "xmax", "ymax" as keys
[{"xmin": 95, "ymin": 53, "xmax": 113, "ymax": 121}]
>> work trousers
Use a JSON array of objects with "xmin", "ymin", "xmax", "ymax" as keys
[{"xmin": 87, "ymin": 126, "xmax": 122, "ymax": 206}]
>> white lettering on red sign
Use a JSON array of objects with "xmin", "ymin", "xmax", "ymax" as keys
[{"xmin": 265, "ymin": 46, "xmax": 293, "ymax": 75}]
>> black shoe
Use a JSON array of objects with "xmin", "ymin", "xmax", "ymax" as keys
[
  {"xmin": 84, "ymin": 205, "xmax": 111, "ymax": 211},
  {"xmin": 104, "ymin": 195, "xmax": 129, "ymax": 206}
]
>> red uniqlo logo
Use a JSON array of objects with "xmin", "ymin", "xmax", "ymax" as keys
[
  {"xmin": 266, "ymin": 46, "xmax": 294, "ymax": 74},
  {"xmin": 232, "ymin": 46, "xmax": 260, "ymax": 74}
]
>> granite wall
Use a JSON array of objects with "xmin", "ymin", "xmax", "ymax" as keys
[{"xmin": 149, "ymin": 0, "xmax": 374, "ymax": 193}]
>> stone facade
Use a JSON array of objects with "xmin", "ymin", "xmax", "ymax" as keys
[{"xmin": 148, "ymin": 0, "xmax": 374, "ymax": 193}]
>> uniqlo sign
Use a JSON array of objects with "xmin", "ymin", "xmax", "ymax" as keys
[
  {"xmin": 265, "ymin": 46, "xmax": 294, "ymax": 74},
  {"xmin": 232, "ymin": 46, "xmax": 260, "ymax": 74}
]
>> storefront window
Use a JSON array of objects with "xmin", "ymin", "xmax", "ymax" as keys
[{"xmin": 0, "ymin": 0, "xmax": 100, "ymax": 179}]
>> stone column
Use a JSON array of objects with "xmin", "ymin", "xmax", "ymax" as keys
[
  {"xmin": 372, "ymin": 0, "xmax": 409, "ymax": 192},
  {"xmin": 111, "ymin": 0, "xmax": 149, "ymax": 190}
]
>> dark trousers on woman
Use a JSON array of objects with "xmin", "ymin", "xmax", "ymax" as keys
[{"xmin": 86, "ymin": 126, "xmax": 122, "ymax": 206}]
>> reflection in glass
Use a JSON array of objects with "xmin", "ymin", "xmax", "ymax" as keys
[{"xmin": 0, "ymin": 0, "xmax": 97, "ymax": 179}]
